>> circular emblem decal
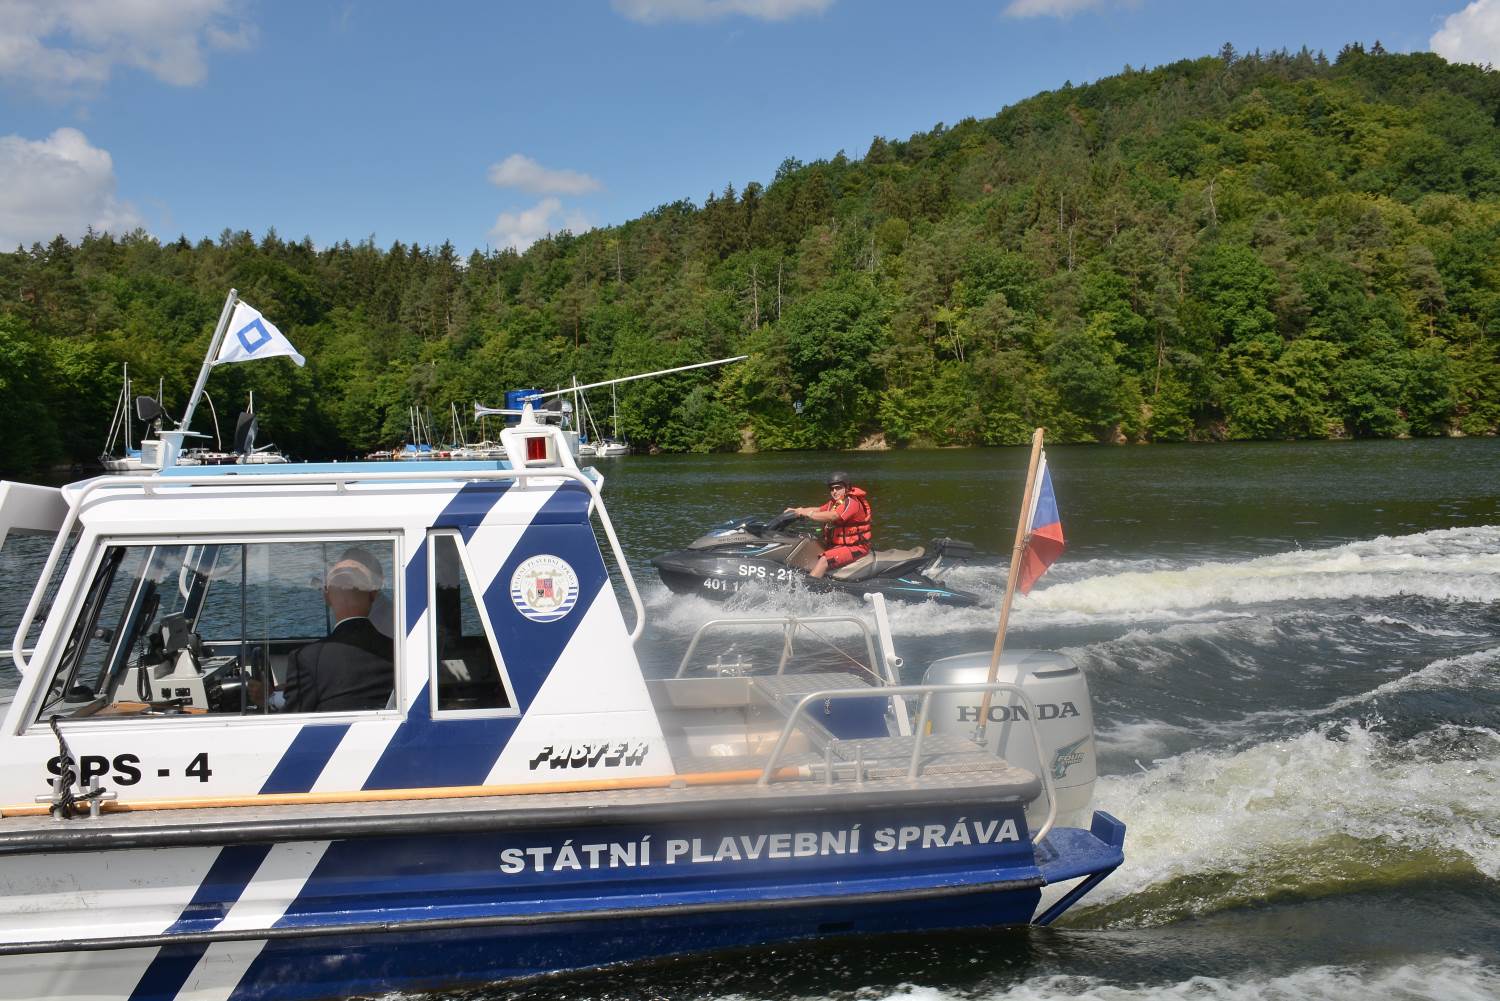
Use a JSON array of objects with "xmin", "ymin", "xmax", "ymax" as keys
[{"xmin": 510, "ymin": 555, "xmax": 580, "ymax": 622}]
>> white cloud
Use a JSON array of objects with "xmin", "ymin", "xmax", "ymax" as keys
[
  {"xmin": 1002, "ymin": 0, "xmax": 1127, "ymax": 17},
  {"xmin": 486, "ymin": 154, "xmax": 602, "ymax": 195},
  {"xmin": 0, "ymin": 128, "xmax": 145, "ymax": 248},
  {"xmin": 488, "ymin": 198, "xmax": 591, "ymax": 253},
  {"xmin": 0, "ymin": 0, "xmax": 254, "ymax": 93},
  {"xmin": 612, "ymin": 0, "xmax": 833, "ymax": 23},
  {"xmin": 1431, "ymin": 0, "xmax": 1500, "ymax": 65}
]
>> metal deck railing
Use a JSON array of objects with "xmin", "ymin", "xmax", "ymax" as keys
[
  {"xmin": 757, "ymin": 679, "xmax": 1059, "ymax": 844},
  {"xmin": 674, "ymin": 613, "xmax": 899, "ymax": 684},
  {"xmin": 674, "ymin": 604, "xmax": 912, "ymax": 735}
]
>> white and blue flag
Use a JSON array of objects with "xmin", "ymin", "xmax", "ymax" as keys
[{"xmin": 216, "ymin": 299, "xmax": 305, "ymax": 367}]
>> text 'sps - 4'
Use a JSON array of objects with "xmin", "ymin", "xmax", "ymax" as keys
[{"xmin": 0, "ymin": 412, "xmax": 1123, "ymax": 1000}]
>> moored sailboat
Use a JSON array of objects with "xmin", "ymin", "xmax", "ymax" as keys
[
  {"xmin": 235, "ymin": 391, "xmax": 290, "ymax": 464},
  {"xmin": 98, "ymin": 365, "xmax": 165, "ymax": 473}
]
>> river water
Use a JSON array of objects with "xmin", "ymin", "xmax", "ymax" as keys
[{"xmin": 3, "ymin": 440, "xmax": 1499, "ymax": 1000}]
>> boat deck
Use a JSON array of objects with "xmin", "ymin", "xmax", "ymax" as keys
[
  {"xmin": 0, "ymin": 737, "xmax": 1039, "ymax": 852},
  {"xmin": 1, "ymin": 667, "xmax": 1045, "ymax": 853},
  {"xmin": 669, "ymin": 732, "xmax": 1008, "ymax": 777}
]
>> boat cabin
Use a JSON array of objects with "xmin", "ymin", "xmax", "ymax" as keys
[{"xmin": 1, "ymin": 417, "xmax": 669, "ymax": 804}]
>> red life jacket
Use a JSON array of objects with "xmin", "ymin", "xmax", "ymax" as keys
[{"xmin": 820, "ymin": 487, "xmax": 872, "ymax": 549}]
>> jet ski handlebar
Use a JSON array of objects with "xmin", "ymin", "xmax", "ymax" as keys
[{"xmin": 764, "ymin": 510, "xmax": 802, "ymax": 532}]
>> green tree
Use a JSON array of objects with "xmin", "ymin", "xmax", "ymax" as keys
[
  {"xmin": 0, "ymin": 316, "xmax": 61, "ymax": 475},
  {"xmin": 781, "ymin": 280, "xmax": 887, "ymax": 448}
]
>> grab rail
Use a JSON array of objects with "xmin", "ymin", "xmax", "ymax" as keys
[
  {"xmin": 674, "ymin": 614, "xmax": 895, "ymax": 684},
  {"xmin": 756, "ymin": 680, "xmax": 1058, "ymax": 844},
  {"xmin": 10, "ymin": 466, "xmax": 646, "ymax": 675}
]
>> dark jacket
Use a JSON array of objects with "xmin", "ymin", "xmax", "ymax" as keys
[{"xmin": 282, "ymin": 617, "xmax": 393, "ymax": 713}]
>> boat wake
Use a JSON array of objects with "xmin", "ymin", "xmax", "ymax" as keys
[
  {"xmin": 867, "ymin": 956, "xmax": 1500, "ymax": 1001},
  {"xmin": 1024, "ymin": 525, "xmax": 1500, "ymax": 622},
  {"xmin": 1074, "ymin": 715, "xmax": 1500, "ymax": 927},
  {"xmin": 638, "ymin": 525, "xmax": 1500, "ymax": 642}
]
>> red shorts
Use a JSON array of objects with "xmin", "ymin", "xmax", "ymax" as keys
[{"xmin": 823, "ymin": 545, "xmax": 869, "ymax": 568}]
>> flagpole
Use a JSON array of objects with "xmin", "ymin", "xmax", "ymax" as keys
[
  {"xmin": 974, "ymin": 426, "xmax": 1046, "ymax": 746},
  {"xmin": 178, "ymin": 287, "xmax": 239, "ymax": 435}
]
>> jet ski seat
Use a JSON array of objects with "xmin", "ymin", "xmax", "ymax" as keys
[{"xmin": 829, "ymin": 546, "xmax": 926, "ymax": 583}]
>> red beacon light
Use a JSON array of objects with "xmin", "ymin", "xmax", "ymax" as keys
[{"xmin": 490, "ymin": 400, "xmax": 573, "ymax": 469}]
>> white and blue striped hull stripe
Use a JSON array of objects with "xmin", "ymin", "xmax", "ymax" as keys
[
  {"xmin": 363, "ymin": 479, "xmax": 602, "ymax": 789},
  {"xmin": 258, "ymin": 725, "xmax": 349, "ymax": 796},
  {"xmin": 127, "ymin": 844, "xmax": 273, "ymax": 1000}
]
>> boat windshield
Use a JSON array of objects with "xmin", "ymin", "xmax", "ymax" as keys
[
  {"xmin": 34, "ymin": 538, "xmax": 396, "ymax": 722},
  {"xmin": 711, "ymin": 515, "xmax": 765, "ymax": 533}
]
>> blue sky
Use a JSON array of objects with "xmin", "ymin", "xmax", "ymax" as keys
[{"xmin": 3, "ymin": 0, "xmax": 1498, "ymax": 254}]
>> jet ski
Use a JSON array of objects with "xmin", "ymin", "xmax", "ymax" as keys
[{"xmin": 651, "ymin": 511, "xmax": 981, "ymax": 606}]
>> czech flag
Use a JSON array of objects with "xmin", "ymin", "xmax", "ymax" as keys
[{"xmin": 1017, "ymin": 451, "xmax": 1064, "ymax": 595}]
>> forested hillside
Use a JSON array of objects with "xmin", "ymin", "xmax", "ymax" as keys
[{"xmin": 3, "ymin": 43, "xmax": 1499, "ymax": 475}]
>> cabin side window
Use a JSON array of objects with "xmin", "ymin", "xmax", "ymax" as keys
[
  {"xmin": 430, "ymin": 532, "xmax": 514, "ymax": 714},
  {"xmin": 34, "ymin": 537, "xmax": 398, "ymax": 723}
]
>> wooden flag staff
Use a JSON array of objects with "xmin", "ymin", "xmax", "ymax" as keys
[{"xmin": 974, "ymin": 426, "xmax": 1046, "ymax": 746}]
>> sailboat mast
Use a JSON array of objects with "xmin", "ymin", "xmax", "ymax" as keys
[
  {"xmin": 203, "ymin": 391, "xmax": 222, "ymax": 451},
  {"xmin": 124, "ymin": 363, "xmax": 132, "ymax": 451},
  {"xmin": 104, "ymin": 364, "xmax": 125, "ymax": 455}
]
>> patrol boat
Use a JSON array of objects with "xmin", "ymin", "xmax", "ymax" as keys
[{"xmin": 0, "ymin": 369, "xmax": 1124, "ymax": 1000}]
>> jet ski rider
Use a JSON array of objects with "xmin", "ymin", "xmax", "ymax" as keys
[{"xmin": 785, "ymin": 471, "xmax": 873, "ymax": 578}]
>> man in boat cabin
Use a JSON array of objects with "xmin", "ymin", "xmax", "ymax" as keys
[
  {"xmin": 785, "ymin": 471, "xmax": 873, "ymax": 578},
  {"xmin": 278, "ymin": 555, "xmax": 395, "ymax": 712}
]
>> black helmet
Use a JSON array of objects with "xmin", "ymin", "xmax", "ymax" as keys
[{"xmin": 827, "ymin": 471, "xmax": 851, "ymax": 487}]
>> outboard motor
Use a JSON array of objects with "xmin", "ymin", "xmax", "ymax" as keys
[{"xmin": 923, "ymin": 650, "xmax": 1096, "ymax": 831}]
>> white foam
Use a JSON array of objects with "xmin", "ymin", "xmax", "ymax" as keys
[
  {"xmin": 850, "ymin": 956, "xmax": 1500, "ymax": 1001},
  {"xmin": 1025, "ymin": 526, "xmax": 1500, "ymax": 621},
  {"xmin": 1357, "ymin": 614, "xmax": 1485, "ymax": 639},
  {"xmin": 1087, "ymin": 721, "xmax": 1500, "ymax": 917},
  {"xmin": 1060, "ymin": 615, "xmax": 1278, "ymax": 676},
  {"xmin": 1362, "ymin": 645, "xmax": 1500, "ymax": 697},
  {"xmin": 1311, "ymin": 646, "xmax": 1500, "ymax": 719},
  {"xmin": 1093, "ymin": 719, "xmax": 1183, "ymax": 760},
  {"xmin": 641, "ymin": 577, "xmax": 1258, "ymax": 647},
  {"xmin": 640, "ymin": 576, "xmax": 995, "ymax": 640},
  {"xmin": 1086, "ymin": 643, "xmax": 1500, "ymax": 763}
]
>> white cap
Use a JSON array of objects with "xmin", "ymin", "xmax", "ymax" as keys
[{"xmin": 326, "ymin": 558, "xmax": 381, "ymax": 592}]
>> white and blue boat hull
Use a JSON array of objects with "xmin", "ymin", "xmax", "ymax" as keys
[{"xmin": 0, "ymin": 799, "xmax": 1123, "ymax": 1000}]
